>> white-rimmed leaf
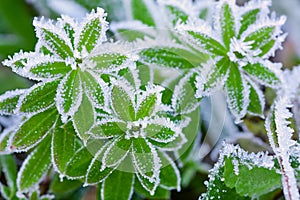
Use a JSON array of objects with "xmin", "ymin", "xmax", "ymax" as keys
[
  {"xmin": 85, "ymin": 142, "xmax": 114, "ymax": 185},
  {"xmin": 102, "ymin": 137, "xmax": 131, "ymax": 169},
  {"xmin": 149, "ymin": 133, "xmax": 187, "ymax": 151},
  {"xmin": 75, "ymin": 8, "xmax": 107, "ymax": 54},
  {"xmin": 158, "ymin": 151, "xmax": 181, "ymax": 190},
  {"xmin": 101, "ymin": 170, "xmax": 134, "ymax": 200},
  {"xmin": 135, "ymin": 171, "xmax": 159, "ymax": 196},
  {"xmin": 52, "ymin": 121, "xmax": 81, "ymax": 175},
  {"xmin": 136, "ymin": 93, "xmax": 157, "ymax": 120},
  {"xmin": 0, "ymin": 89, "xmax": 25, "ymax": 115},
  {"xmin": 164, "ymin": 4, "xmax": 189, "ymax": 25},
  {"xmin": 33, "ymin": 18, "xmax": 73, "ymax": 59},
  {"xmin": 219, "ymin": 2, "xmax": 236, "ymax": 49},
  {"xmin": 91, "ymin": 53, "xmax": 127, "ymax": 71},
  {"xmin": 29, "ymin": 60, "xmax": 72, "ymax": 79},
  {"xmin": 247, "ymin": 81, "xmax": 265, "ymax": 117},
  {"xmin": 111, "ymin": 85, "xmax": 135, "ymax": 121},
  {"xmin": 19, "ymin": 80, "xmax": 60, "ymax": 113},
  {"xmin": 138, "ymin": 47, "xmax": 197, "ymax": 69},
  {"xmin": 243, "ymin": 62, "xmax": 281, "ymax": 88},
  {"xmin": 17, "ymin": 135, "xmax": 51, "ymax": 193},
  {"xmin": 225, "ymin": 64, "xmax": 249, "ymax": 123},
  {"xmin": 89, "ymin": 120, "xmax": 126, "ymax": 139},
  {"xmin": 80, "ymin": 70, "xmax": 105, "ymax": 107},
  {"xmin": 145, "ymin": 123, "xmax": 177, "ymax": 143},
  {"xmin": 73, "ymin": 93, "xmax": 95, "ymax": 142},
  {"xmin": 56, "ymin": 70, "xmax": 82, "ymax": 122},
  {"xmin": 0, "ymin": 154, "xmax": 17, "ymax": 192},
  {"xmin": 238, "ymin": 8, "xmax": 260, "ymax": 38},
  {"xmin": 0, "ymin": 128, "xmax": 13, "ymax": 154},
  {"xmin": 10, "ymin": 107, "xmax": 58, "ymax": 152},
  {"xmin": 131, "ymin": 0, "xmax": 156, "ymax": 27},
  {"xmin": 132, "ymin": 138, "xmax": 160, "ymax": 181}
]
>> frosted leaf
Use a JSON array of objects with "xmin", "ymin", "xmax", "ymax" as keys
[
  {"xmin": 0, "ymin": 126, "xmax": 15, "ymax": 154},
  {"xmin": 74, "ymin": 8, "xmax": 108, "ymax": 56},
  {"xmin": 195, "ymin": 58, "xmax": 229, "ymax": 99},
  {"xmin": 55, "ymin": 70, "xmax": 82, "ymax": 123},
  {"xmin": 265, "ymin": 97, "xmax": 300, "ymax": 200},
  {"xmin": 246, "ymin": 78, "xmax": 265, "ymax": 117}
]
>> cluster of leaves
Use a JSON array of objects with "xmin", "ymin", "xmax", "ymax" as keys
[{"xmin": 0, "ymin": 0, "xmax": 299, "ymax": 200}]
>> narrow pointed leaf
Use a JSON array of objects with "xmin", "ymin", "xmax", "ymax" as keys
[
  {"xmin": 220, "ymin": 2, "xmax": 236, "ymax": 48},
  {"xmin": 165, "ymin": 5, "xmax": 189, "ymax": 25},
  {"xmin": 136, "ymin": 94, "xmax": 157, "ymax": 119},
  {"xmin": 20, "ymin": 80, "xmax": 59, "ymax": 113},
  {"xmin": 17, "ymin": 135, "xmax": 51, "ymax": 192},
  {"xmin": 80, "ymin": 71, "xmax": 105, "ymax": 107},
  {"xmin": 34, "ymin": 20, "xmax": 73, "ymax": 59},
  {"xmin": 243, "ymin": 62, "xmax": 281, "ymax": 87},
  {"xmin": 244, "ymin": 27, "xmax": 275, "ymax": 52},
  {"xmin": 131, "ymin": 0, "xmax": 156, "ymax": 27},
  {"xmin": 76, "ymin": 8, "xmax": 106, "ymax": 53},
  {"xmin": 145, "ymin": 123, "xmax": 176, "ymax": 143},
  {"xmin": 73, "ymin": 93, "xmax": 95, "ymax": 141},
  {"xmin": 111, "ymin": 85, "xmax": 135, "ymax": 121},
  {"xmin": 132, "ymin": 138, "xmax": 159, "ymax": 179},
  {"xmin": 135, "ymin": 172, "xmax": 159, "ymax": 196},
  {"xmin": 134, "ymin": 180, "xmax": 170, "ymax": 200},
  {"xmin": 225, "ymin": 64, "xmax": 249, "ymax": 123},
  {"xmin": 247, "ymin": 81, "xmax": 264, "ymax": 116},
  {"xmin": 0, "ymin": 155, "xmax": 17, "ymax": 191},
  {"xmin": 102, "ymin": 137, "xmax": 131, "ymax": 168},
  {"xmin": 0, "ymin": 129, "xmax": 12, "ymax": 153},
  {"xmin": 185, "ymin": 30, "xmax": 227, "ymax": 55},
  {"xmin": 139, "ymin": 47, "xmax": 197, "ymax": 69},
  {"xmin": 91, "ymin": 53, "xmax": 127, "ymax": 71},
  {"xmin": 56, "ymin": 70, "xmax": 82, "ymax": 121},
  {"xmin": 30, "ymin": 61, "xmax": 72, "ymax": 79},
  {"xmin": 52, "ymin": 121, "xmax": 81, "ymax": 174},
  {"xmin": 101, "ymin": 171, "xmax": 134, "ymax": 200},
  {"xmin": 11, "ymin": 107, "xmax": 58, "ymax": 151},
  {"xmin": 238, "ymin": 9, "xmax": 260, "ymax": 38},
  {"xmin": 90, "ymin": 120, "xmax": 126, "ymax": 139}
]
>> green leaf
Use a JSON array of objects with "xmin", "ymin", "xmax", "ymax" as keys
[
  {"xmin": 225, "ymin": 63, "xmax": 248, "ymax": 123},
  {"xmin": 139, "ymin": 47, "xmax": 197, "ymax": 69},
  {"xmin": 145, "ymin": 123, "xmax": 176, "ymax": 143},
  {"xmin": 91, "ymin": 53, "xmax": 127, "ymax": 72},
  {"xmin": 244, "ymin": 27, "xmax": 275, "ymax": 52},
  {"xmin": 165, "ymin": 5, "xmax": 189, "ymax": 25},
  {"xmin": 17, "ymin": 135, "xmax": 51, "ymax": 192},
  {"xmin": 258, "ymin": 39, "xmax": 276, "ymax": 57},
  {"xmin": 186, "ymin": 30, "xmax": 227, "ymax": 55},
  {"xmin": 131, "ymin": 0, "xmax": 156, "ymax": 27},
  {"xmin": 132, "ymin": 138, "xmax": 158, "ymax": 179},
  {"xmin": 198, "ymin": 57, "xmax": 230, "ymax": 98},
  {"xmin": 223, "ymin": 158, "xmax": 282, "ymax": 197},
  {"xmin": 52, "ymin": 121, "xmax": 82, "ymax": 174},
  {"xmin": 20, "ymin": 80, "xmax": 59, "ymax": 113},
  {"xmin": 135, "ymin": 172, "xmax": 159, "ymax": 196},
  {"xmin": 111, "ymin": 85, "xmax": 135, "ymax": 121},
  {"xmin": 35, "ymin": 27, "xmax": 73, "ymax": 59},
  {"xmin": 80, "ymin": 71, "xmax": 105, "ymax": 107},
  {"xmin": 0, "ymin": 155, "xmax": 17, "ymax": 192},
  {"xmin": 65, "ymin": 146, "xmax": 93, "ymax": 178},
  {"xmin": 220, "ymin": 2, "xmax": 236, "ymax": 49},
  {"xmin": 136, "ymin": 94, "xmax": 157, "ymax": 119},
  {"xmin": 0, "ymin": 90, "xmax": 24, "ymax": 115},
  {"xmin": 115, "ymin": 28, "xmax": 155, "ymax": 42},
  {"xmin": 77, "ymin": 9, "xmax": 104, "ymax": 53},
  {"xmin": 243, "ymin": 62, "xmax": 281, "ymax": 87},
  {"xmin": 238, "ymin": 9, "xmax": 260, "ymax": 38},
  {"xmin": 158, "ymin": 152, "xmax": 180, "ymax": 190},
  {"xmin": 247, "ymin": 81, "xmax": 264, "ymax": 116},
  {"xmin": 11, "ymin": 106, "xmax": 58, "ymax": 151},
  {"xmin": 73, "ymin": 93, "xmax": 95, "ymax": 141},
  {"xmin": 30, "ymin": 61, "xmax": 72, "ymax": 79},
  {"xmin": 148, "ymin": 133, "xmax": 186, "ymax": 151},
  {"xmin": 57, "ymin": 69, "xmax": 82, "ymax": 121},
  {"xmin": 85, "ymin": 142, "xmax": 114, "ymax": 185},
  {"xmin": 90, "ymin": 121, "xmax": 126, "ymax": 139},
  {"xmin": 173, "ymin": 72, "xmax": 200, "ymax": 114},
  {"xmin": 102, "ymin": 137, "xmax": 131, "ymax": 168},
  {"xmin": 0, "ymin": 129, "xmax": 12, "ymax": 153},
  {"xmin": 101, "ymin": 170, "xmax": 134, "ymax": 200}
]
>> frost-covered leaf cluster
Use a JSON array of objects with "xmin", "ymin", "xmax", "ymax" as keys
[{"xmin": 0, "ymin": 0, "xmax": 300, "ymax": 199}]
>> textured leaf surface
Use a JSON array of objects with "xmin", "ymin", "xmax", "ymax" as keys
[
  {"xmin": 17, "ymin": 135, "xmax": 51, "ymax": 192},
  {"xmin": 131, "ymin": 0, "xmax": 155, "ymax": 27}
]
